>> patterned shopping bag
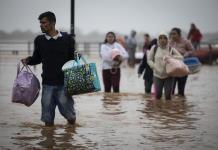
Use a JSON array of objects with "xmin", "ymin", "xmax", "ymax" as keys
[{"xmin": 62, "ymin": 56, "xmax": 101, "ymax": 95}]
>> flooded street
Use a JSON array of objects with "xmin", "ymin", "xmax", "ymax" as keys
[{"xmin": 0, "ymin": 56, "xmax": 218, "ymax": 150}]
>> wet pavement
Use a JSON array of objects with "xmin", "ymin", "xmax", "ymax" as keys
[{"xmin": 0, "ymin": 56, "xmax": 218, "ymax": 150}]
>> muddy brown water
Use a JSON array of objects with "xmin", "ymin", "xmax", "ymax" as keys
[{"xmin": 0, "ymin": 57, "xmax": 218, "ymax": 150}]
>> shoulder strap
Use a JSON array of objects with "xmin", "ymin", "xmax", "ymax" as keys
[
  {"xmin": 169, "ymin": 46, "xmax": 173, "ymax": 55},
  {"xmin": 153, "ymin": 46, "xmax": 173, "ymax": 61},
  {"xmin": 153, "ymin": 45, "xmax": 158, "ymax": 62}
]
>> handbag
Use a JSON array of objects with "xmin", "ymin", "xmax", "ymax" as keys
[
  {"xmin": 62, "ymin": 55, "xmax": 101, "ymax": 95},
  {"xmin": 165, "ymin": 49, "xmax": 189, "ymax": 77},
  {"xmin": 184, "ymin": 57, "xmax": 201, "ymax": 74},
  {"xmin": 12, "ymin": 62, "xmax": 40, "ymax": 106}
]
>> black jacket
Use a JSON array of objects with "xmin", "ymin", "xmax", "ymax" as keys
[{"xmin": 138, "ymin": 51, "xmax": 153, "ymax": 81}]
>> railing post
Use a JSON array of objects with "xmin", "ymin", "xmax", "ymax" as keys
[
  {"xmin": 84, "ymin": 42, "xmax": 92, "ymax": 56},
  {"xmin": 28, "ymin": 41, "xmax": 31, "ymax": 55},
  {"xmin": 98, "ymin": 42, "xmax": 101, "ymax": 56},
  {"xmin": 208, "ymin": 44, "xmax": 213, "ymax": 65}
]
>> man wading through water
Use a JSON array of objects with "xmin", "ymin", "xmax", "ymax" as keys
[{"xmin": 21, "ymin": 11, "xmax": 76, "ymax": 126}]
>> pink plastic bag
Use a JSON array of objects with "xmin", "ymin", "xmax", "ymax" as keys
[
  {"xmin": 111, "ymin": 48, "xmax": 121, "ymax": 60},
  {"xmin": 165, "ymin": 58, "xmax": 189, "ymax": 77},
  {"xmin": 12, "ymin": 62, "xmax": 40, "ymax": 107}
]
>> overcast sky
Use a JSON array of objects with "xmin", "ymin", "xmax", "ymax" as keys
[{"xmin": 0, "ymin": 0, "xmax": 217, "ymax": 36}]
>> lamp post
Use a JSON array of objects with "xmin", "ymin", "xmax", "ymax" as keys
[
  {"xmin": 71, "ymin": 0, "xmax": 76, "ymax": 51},
  {"xmin": 71, "ymin": 0, "xmax": 75, "ymax": 36}
]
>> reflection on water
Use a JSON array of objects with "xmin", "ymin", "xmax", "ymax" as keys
[
  {"xmin": 140, "ymin": 98, "xmax": 197, "ymax": 130},
  {"xmin": 12, "ymin": 123, "xmax": 92, "ymax": 149},
  {"xmin": 38, "ymin": 125, "xmax": 76, "ymax": 149},
  {"xmin": 101, "ymin": 93, "xmax": 126, "ymax": 115},
  {"xmin": 138, "ymin": 97, "xmax": 202, "ymax": 149}
]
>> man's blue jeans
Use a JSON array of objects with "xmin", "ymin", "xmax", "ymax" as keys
[{"xmin": 41, "ymin": 85, "xmax": 76, "ymax": 123}]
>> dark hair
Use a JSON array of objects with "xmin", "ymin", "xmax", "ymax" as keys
[
  {"xmin": 104, "ymin": 32, "xmax": 116, "ymax": 43},
  {"xmin": 191, "ymin": 23, "xmax": 196, "ymax": 29},
  {"xmin": 38, "ymin": 11, "xmax": 56, "ymax": 23},
  {"xmin": 171, "ymin": 27, "xmax": 181, "ymax": 36},
  {"xmin": 144, "ymin": 33, "xmax": 150, "ymax": 38}
]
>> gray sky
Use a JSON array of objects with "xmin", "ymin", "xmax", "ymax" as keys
[{"xmin": 0, "ymin": 0, "xmax": 217, "ymax": 35}]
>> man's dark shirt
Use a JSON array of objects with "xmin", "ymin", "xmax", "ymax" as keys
[{"xmin": 28, "ymin": 32, "xmax": 75, "ymax": 85}]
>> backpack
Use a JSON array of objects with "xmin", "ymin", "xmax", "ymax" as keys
[{"xmin": 12, "ymin": 62, "xmax": 40, "ymax": 107}]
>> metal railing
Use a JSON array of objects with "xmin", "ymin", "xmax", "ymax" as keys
[
  {"xmin": 0, "ymin": 41, "xmax": 103, "ymax": 56},
  {"xmin": 0, "ymin": 40, "xmax": 217, "ymax": 57}
]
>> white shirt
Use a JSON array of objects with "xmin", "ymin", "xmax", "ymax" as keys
[
  {"xmin": 100, "ymin": 42, "xmax": 129, "ymax": 70},
  {"xmin": 44, "ymin": 30, "xmax": 62, "ymax": 40}
]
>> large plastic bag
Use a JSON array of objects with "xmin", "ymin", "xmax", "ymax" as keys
[
  {"xmin": 12, "ymin": 62, "xmax": 40, "ymax": 106},
  {"xmin": 165, "ymin": 58, "xmax": 189, "ymax": 77}
]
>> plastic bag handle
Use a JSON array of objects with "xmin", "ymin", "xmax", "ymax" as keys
[
  {"xmin": 73, "ymin": 54, "xmax": 87, "ymax": 65},
  {"xmin": 17, "ymin": 61, "xmax": 33, "ymax": 76}
]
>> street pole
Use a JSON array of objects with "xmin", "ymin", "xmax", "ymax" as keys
[
  {"xmin": 71, "ymin": 0, "xmax": 75, "ymax": 36},
  {"xmin": 71, "ymin": 0, "xmax": 76, "ymax": 51}
]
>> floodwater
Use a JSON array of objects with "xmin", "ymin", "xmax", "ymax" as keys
[{"xmin": 0, "ymin": 55, "xmax": 218, "ymax": 150}]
